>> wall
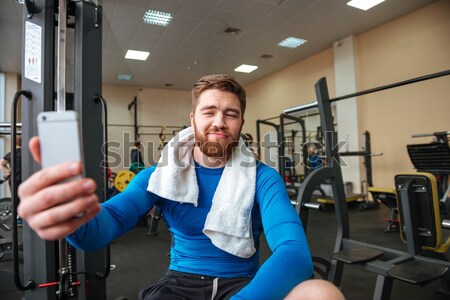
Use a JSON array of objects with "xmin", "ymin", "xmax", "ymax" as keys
[{"xmin": 356, "ymin": 0, "xmax": 450, "ymax": 188}]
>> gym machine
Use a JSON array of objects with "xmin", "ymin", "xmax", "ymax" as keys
[
  {"xmin": 295, "ymin": 69, "xmax": 450, "ymax": 299},
  {"xmin": 11, "ymin": 1, "xmax": 109, "ymax": 299},
  {"xmin": 256, "ymin": 114, "xmax": 307, "ymax": 194},
  {"xmin": 313, "ymin": 131, "xmax": 382, "ymax": 210},
  {"xmin": 408, "ymin": 131, "xmax": 450, "ymax": 208}
]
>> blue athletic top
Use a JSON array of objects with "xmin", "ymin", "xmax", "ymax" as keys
[{"xmin": 67, "ymin": 161, "xmax": 313, "ymax": 300}]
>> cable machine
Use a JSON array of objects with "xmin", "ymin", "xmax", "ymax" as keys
[{"xmin": 14, "ymin": 1, "xmax": 107, "ymax": 299}]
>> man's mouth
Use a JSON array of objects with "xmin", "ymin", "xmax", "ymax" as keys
[{"xmin": 207, "ymin": 132, "xmax": 227, "ymax": 138}]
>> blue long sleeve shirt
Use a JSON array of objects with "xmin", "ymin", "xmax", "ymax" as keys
[{"xmin": 67, "ymin": 161, "xmax": 313, "ymax": 300}]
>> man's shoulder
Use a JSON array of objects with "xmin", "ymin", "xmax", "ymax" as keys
[{"xmin": 256, "ymin": 161, "xmax": 280, "ymax": 178}]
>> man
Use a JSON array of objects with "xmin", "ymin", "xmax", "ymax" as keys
[
  {"xmin": 130, "ymin": 140, "xmax": 144, "ymax": 166},
  {"xmin": 18, "ymin": 75, "xmax": 344, "ymax": 300},
  {"xmin": 0, "ymin": 136, "xmax": 22, "ymax": 191}
]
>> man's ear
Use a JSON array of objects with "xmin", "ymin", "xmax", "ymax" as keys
[
  {"xmin": 240, "ymin": 118, "xmax": 245, "ymax": 131},
  {"xmin": 190, "ymin": 112, "xmax": 194, "ymax": 127}
]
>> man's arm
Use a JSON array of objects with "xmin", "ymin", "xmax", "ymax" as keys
[
  {"xmin": 233, "ymin": 165, "xmax": 313, "ymax": 300},
  {"xmin": 66, "ymin": 167, "xmax": 157, "ymax": 251}
]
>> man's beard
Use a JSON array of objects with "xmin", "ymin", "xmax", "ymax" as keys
[{"xmin": 193, "ymin": 124, "xmax": 240, "ymax": 159}]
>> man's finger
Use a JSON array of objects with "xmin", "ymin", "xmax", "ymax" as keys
[
  {"xmin": 18, "ymin": 161, "xmax": 83, "ymax": 198},
  {"xmin": 18, "ymin": 177, "xmax": 96, "ymax": 218},
  {"xmin": 28, "ymin": 204, "xmax": 102, "ymax": 241},
  {"xmin": 29, "ymin": 136, "xmax": 41, "ymax": 164},
  {"xmin": 26, "ymin": 194, "xmax": 99, "ymax": 230}
]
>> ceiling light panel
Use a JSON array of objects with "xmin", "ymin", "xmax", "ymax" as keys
[
  {"xmin": 125, "ymin": 50, "xmax": 150, "ymax": 61},
  {"xmin": 143, "ymin": 10, "xmax": 173, "ymax": 27},
  {"xmin": 278, "ymin": 37, "xmax": 307, "ymax": 49},
  {"xmin": 234, "ymin": 64, "xmax": 258, "ymax": 73},
  {"xmin": 117, "ymin": 74, "xmax": 133, "ymax": 81},
  {"xmin": 347, "ymin": 0, "xmax": 386, "ymax": 11}
]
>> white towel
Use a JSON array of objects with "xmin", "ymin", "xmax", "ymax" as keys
[{"xmin": 147, "ymin": 126, "xmax": 257, "ymax": 258}]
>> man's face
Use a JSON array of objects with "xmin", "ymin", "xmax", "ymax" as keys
[{"xmin": 190, "ymin": 89, "xmax": 245, "ymax": 159}]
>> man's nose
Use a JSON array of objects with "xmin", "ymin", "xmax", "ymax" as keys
[{"xmin": 212, "ymin": 113, "xmax": 226, "ymax": 128}]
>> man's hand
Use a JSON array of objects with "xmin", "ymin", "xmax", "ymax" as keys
[
  {"xmin": 0, "ymin": 158, "xmax": 11, "ymax": 178},
  {"xmin": 17, "ymin": 137, "xmax": 101, "ymax": 240}
]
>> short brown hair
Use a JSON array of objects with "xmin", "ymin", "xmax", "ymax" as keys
[{"xmin": 191, "ymin": 74, "xmax": 246, "ymax": 116}]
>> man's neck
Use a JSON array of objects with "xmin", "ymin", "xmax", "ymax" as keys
[{"xmin": 193, "ymin": 147, "xmax": 227, "ymax": 168}]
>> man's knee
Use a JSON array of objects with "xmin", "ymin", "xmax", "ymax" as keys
[{"xmin": 284, "ymin": 279, "xmax": 345, "ymax": 300}]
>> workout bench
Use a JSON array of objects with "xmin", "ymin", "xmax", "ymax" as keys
[
  {"xmin": 368, "ymin": 187, "xmax": 399, "ymax": 232},
  {"xmin": 331, "ymin": 173, "xmax": 450, "ymax": 299}
]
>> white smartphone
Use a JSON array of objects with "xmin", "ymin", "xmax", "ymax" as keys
[{"xmin": 37, "ymin": 110, "xmax": 85, "ymax": 182}]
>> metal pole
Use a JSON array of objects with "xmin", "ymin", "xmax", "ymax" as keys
[
  {"xmin": 56, "ymin": 1, "xmax": 70, "ymax": 298},
  {"xmin": 56, "ymin": 0, "xmax": 67, "ymax": 112},
  {"xmin": 284, "ymin": 69, "xmax": 450, "ymax": 115},
  {"xmin": 128, "ymin": 97, "xmax": 138, "ymax": 141}
]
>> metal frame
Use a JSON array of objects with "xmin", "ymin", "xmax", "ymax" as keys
[
  {"xmin": 256, "ymin": 114, "xmax": 307, "ymax": 180},
  {"xmin": 18, "ymin": 1, "xmax": 107, "ymax": 299}
]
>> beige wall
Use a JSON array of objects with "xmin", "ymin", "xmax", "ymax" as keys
[
  {"xmin": 103, "ymin": 84, "xmax": 191, "ymax": 172},
  {"xmin": 2, "ymin": 73, "xmax": 20, "ymax": 152}
]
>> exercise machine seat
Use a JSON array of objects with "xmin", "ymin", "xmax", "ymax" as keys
[{"xmin": 395, "ymin": 173, "xmax": 450, "ymax": 253}]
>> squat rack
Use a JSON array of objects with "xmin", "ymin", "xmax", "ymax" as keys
[
  {"xmin": 296, "ymin": 68, "xmax": 450, "ymax": 299},
  {"xmin": 256, "ymin": 114, "xmax": 307, "ymax": 182},
  {"xmin": 124, "ymin": 96, "xmax": 186, "ymax": 143}
]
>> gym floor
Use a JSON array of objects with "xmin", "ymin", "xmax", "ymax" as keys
[{"xmin": 1, "ymin": 204, "xmax": 449, "ymax": 300}]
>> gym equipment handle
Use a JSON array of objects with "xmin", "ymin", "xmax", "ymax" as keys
[
  {"xmin": 93, "ymin": 93, "xmax": 111, "ymax": 280},
  {"xmin": 11, "ymin": 90, "xmax": 36, "ymax": 291},
  {"xmin": 442, "ymin": 219, "xmax": 450, "ymax": 229},
  {"xmin": 303, "ymin": 202, "xmax": 323, "ymax": 211}
]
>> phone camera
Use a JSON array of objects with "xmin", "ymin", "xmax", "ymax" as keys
[{"xmin": 42, "ymin": 116, "xmax": 46, "ymax": 121}]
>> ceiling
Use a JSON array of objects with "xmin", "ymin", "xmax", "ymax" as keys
[{"xmin": 0, "ymin": 0, "xmax": 437, "ymax": 90}]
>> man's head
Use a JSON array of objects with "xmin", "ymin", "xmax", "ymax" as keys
[
  {"xmin": 191, "ymin": 74, "xmax": 246, "ymax": 117},
  {"xmin": 190, "ymin": 75, "xmax": 246, "ymax": 161}
]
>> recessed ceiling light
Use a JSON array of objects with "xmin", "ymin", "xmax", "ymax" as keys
[
  {"xmin": 347, "ymin": 0, "xmax": 385, "ymax": 11},
  {"xmin": 143, "ymin": 10, "xmax": 173, "ymax": 27},
  {"xmin": 234, "ymin": 64, "xmax": 258, "ymax": 73},
  {"xmin": 125, "ymin": 50, "xmax": 150, "ymax": 61},
  {"xmin": 278, "ymin": 37, "xmax": 307, "ymax": 49},
  {"xmin": 117, "ymin": 74, "xmax": 133, "ymax": 81}
]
